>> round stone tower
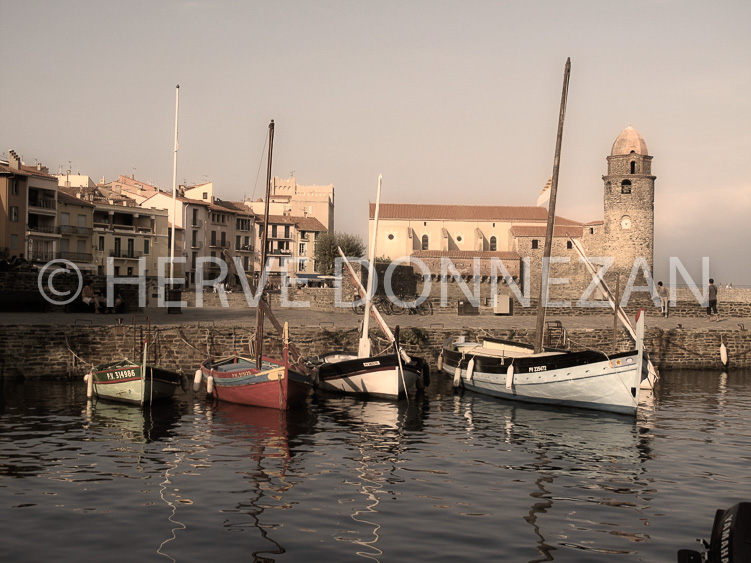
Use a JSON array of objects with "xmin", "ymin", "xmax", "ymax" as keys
[{"xmin": 602, "ymin": 125, "xmax": 656, "ymax": 276}]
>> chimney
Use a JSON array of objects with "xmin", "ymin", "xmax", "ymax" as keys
[{"xmin": 8, "ymin": 150, "xmax": 21, "ymax": 170}]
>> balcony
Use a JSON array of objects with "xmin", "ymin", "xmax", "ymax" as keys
[
  {"xmin": 58, "ymin": 225, "xmax": 93, "ymax": 235},
  {"xmin": 269, "ymin": 248, "xmax": 292, "ymax": 255},
  {"xmin": 236, "ymin": 244, "xmax": 253, "ymax": 252},
  {"xmin": 191, "ymin": 240, "xmax": 203, "ymax": 249},
  {"xmin": 27, "ymin": 225, "xmax": 57, "ymax": 234},
  {"xmin": 109, "ymin": 250, "xmax": 143, "ymax": 259},
  {"xmin": 57, "ymin": 251, "xmax": 94, "ymax": 262},
  {"xmin": 28, "ymin": 198, "xmax": 56, "ymax": 210},
  {"xmin": 208, "ymin": 240, "xmax": 230, "ymax": 249},
  {"xmin": 191, "ymin": 218, "xmax": 203, "ymax": 228}
]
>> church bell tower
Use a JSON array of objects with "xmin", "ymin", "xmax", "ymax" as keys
[{"xmin": 602, "ymin": 125, "xmax": 656, "ymax": 277}]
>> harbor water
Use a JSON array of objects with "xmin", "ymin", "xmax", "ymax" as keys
[{"xmin": 1, "ymin": 370, "xmax": 749, "ymax": 562}]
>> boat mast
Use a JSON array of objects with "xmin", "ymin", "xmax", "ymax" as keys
[
  {"xmin": 534, "ymin": 58, "xmax": 571, "ymax": 354},
  {"xmin": 169, "ymin": 85, "xmax": 180, "ymax": 287},
  {"xmin": 255, "ymin": 120, "xmax": 275, "ymax": 370},
  {"xmin": 359, "ymin": 174, "xmax": 382, "ymax": 358}
]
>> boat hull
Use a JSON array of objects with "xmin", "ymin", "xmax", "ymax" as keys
[
  {"xmin": 200, "ymin": 356, "xmax": 312, "ymax": 410},
  {"xmin": 441, "ymin": 337, "xmax": 642, "ymax": 415},
  {"xmin": 314, "ymin": 353, "xmax": 422, "ymax": 399},
  {"xmin": 92, "ymin": 362, "xmax": 181, "ymax": 405}
]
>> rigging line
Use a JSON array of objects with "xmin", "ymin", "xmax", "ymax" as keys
[{"xmin": 249, "ymin": 128, "xmax": 269, "ymax": 202}]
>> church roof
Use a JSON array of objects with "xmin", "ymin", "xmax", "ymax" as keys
[
  {"xmin": 412, "ymin": 250, "xmax": 520, "ymax": 260},
  {"xmin": 370, "ymin": 203, "xmax": 550, "ymax": 221},
  {"xmin": 611, "ymin": 125, "xmax": 648, "ymax": 156},
  {"xmin": 510, "ymin": 225, "xmax": 583, "ymax": 238}
]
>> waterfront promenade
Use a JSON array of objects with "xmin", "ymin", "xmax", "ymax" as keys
[{"xmin": 0, "ymin": 304, "xmax": 743, "ymax": 332}]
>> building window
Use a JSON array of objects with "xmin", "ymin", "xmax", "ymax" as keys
[
  {"xmin": 630, "ymin": 161, "xmax": 636, "ymax": 174},
  {"xmin": 99, "ymin": 236, "xmax": 105, "ymax": 251},
  {"xmin": 589, "ymin": 227, "xmax": 594, "ymax": 235},
  {"xmin": 10, "ymin": 234, "xmax": 18, "ymax": 250},
  {"xmin": 10, "ymin": 179, "xmax": 18, "ymax": 196},
  {"xmin": 203, "ymin": 192, "xmax": 208, "ymax": 200},
  {"xmin": 421, "ymin": 234, "xmax": 429, "ymax": 250},
  {"xmin": 387, "ymin": 233, "xmax": 394, "ymax": 240},
  {"xmin": 9, "ymin": 206, "xmax": 18, "ymax": 222},
  {"xmin": 531, "ymin": 239, "xmax": 539, "ymax": 249},
  {"xmin": 144, "ymin": 239, "xmax": 150, "ymax": 255},
  {"xmin": 456, "ymin": 235, "xmax": 462, "ymax": 242},
  {"xmin": 489, "ymin": 236, "xmax": 497, "ymax": 251},
  {"xmin": 566, "ymin": 240, "xmax": 573, "ymax": 249},
  {"xmin": 621, "ymin": 180, "xmax": 632, "ymax": 194}
]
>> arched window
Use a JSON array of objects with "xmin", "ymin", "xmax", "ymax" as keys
[
  {"xmin": 621, "ymin": 180, "xmax": 632, "ymax": 194},
  {"xmin": 489, "ymin": 236, "xmax": 497, "ymax": 251},
  {"xmin": 566, "ymin": 240, "xmax": 573, "ymax": 249},
  {"xmin": 421, "ymin": 234, "xmax": 429, "ymax": 250}
]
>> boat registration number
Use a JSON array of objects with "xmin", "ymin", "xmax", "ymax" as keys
[
  {"xmin": 528, "ymin": 366, "xmax": 547, "ymax": 373},
  {"xmin": 363, "ymin": 361, "xmax": 380, "ymax": 367},
  {"xmin": 108, "ymin": 369, "xmax": 137, "ymax": 380}
]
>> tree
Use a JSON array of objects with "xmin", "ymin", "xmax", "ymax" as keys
[{"xmin": 314, "ymin": 231, "xmax": 366, "ymax": 275}]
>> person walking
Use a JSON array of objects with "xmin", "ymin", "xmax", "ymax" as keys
[
  {"xmin": 656, "ymin": 281, "xmax": 669, "ymax": 317},
  {"xmin": 706, "ymin": 278, "xmax": 719, "ymax": 322}
]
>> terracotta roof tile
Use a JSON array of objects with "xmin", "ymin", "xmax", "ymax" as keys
[
  {"xmin": 411, "ymin": 250, "xmax": 521, "ymax": 260},
  {"xmin": 510, "ymin": 225, "xmax": 583, "ymax": 237},
  {"xmin": 370, "ymin": 203, "xmax": 583, "ymax": 225},
  {"xmin": 57, "ymin": 190, "xmax": 94, "ymax": 207}
]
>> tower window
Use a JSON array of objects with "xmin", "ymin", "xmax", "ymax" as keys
[
  {"xmin": 589, "ymin": 227, "xmax": 594, "ymax": 235},
  {"xmin": 630, "ymin": 161, "xmax": 636, "ymax": 174},
  {"xmin": 531, "ymin": 239, "xmax": 539, "ymax": 249},
  {"xmin": 566, "ymin": 241, "xmax": 573, "ymax": 249},
  {"xmin": 489, "ymin": 236, "xmax": 497, "ymax": 251},
  {"xmin": 621, "ymin": 180, "xmax": 632, "ymax": 194},
  {"xmin": 421, "ymin": 234, "xmax": 429, "ymax": 250}
]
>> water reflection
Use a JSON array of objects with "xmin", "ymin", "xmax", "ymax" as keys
[
  {"xmin": 201, "ymin": 401, "xmax": 302, "ymax": 562},
  {"xmin": 456, "ymin": 393, "xmax": 652, "ymax": 561},
  {"xmin": 315, "ymin": 396, "xmax": 421, "ymax": 562}
]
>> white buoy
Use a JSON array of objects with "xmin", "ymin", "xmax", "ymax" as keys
[
  {"xmin": 466, "ymin": 358, "xmax": 475, "ymax": 382},
  {"xmin": 206, "ymin": 375, "xmax": 214, "ymax": 395},
  {"xmin": 193, "ymin": 369, "xmax": 203, "ymax": 392},
  {"xmin": 85, "ymin": 372, "xmax": 93, "ymax": 398},
  {"xmin": 453, "ymin": 364, "xmax": 462, "ymax": 387},
  {"xmin": 436, "ymin": 353, "xmax": 443, "ymax": 371},
  {"xmin": 720, "ymin": 340, "xmax": 728, "ymax": 366},
  {"xmin": 505, "ymin": 364, "xmax": 514, "ymax": 390}
]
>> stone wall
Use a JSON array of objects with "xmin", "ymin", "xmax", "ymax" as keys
[{"xmin": 1, "ymin": 322, "xmax": 748, "ymax": 380}]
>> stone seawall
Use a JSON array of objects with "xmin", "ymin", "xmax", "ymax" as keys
[{"xmin": 1, "ymin": 322, "xmax": 748, "ymax": 379}]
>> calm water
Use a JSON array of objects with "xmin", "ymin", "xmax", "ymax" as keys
[{"xmin": 1, "ymin": 370, "xmax": 750, "ymax": 562}]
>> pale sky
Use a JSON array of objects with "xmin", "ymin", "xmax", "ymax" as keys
[{"xmin": 2, "ymin": 0, "xmax": 749, "ymax": 285}]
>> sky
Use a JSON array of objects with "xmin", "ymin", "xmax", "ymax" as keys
[{"xmin": 2, "ymin": 0, "xmax": 749, "ymax": 285}]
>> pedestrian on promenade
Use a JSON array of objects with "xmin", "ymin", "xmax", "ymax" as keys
[
  {"xmin": 82, "ymin": 282, "xmax": 102, "ymax": 313},
  {"xmin": 656, "ymin": 281, "xmax": 669, "ymax": 317},
  {"xmin": 706, "ymin": 278, "xmax": 719, "ymax": 322}
]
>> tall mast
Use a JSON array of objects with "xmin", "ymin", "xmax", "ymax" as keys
[
  {"xmin": 255, "ymin": 120, "xmax": 275, "ymax": 369},
  {"xmin": 169, "ymin": 84, "xmax": 180, "ymax": 287},
  {"xmin": 534, "ymin": 58, "xmax": 571, "ymax": 354},
  {"xmin": 359, "ymin": 174, "xmax": 382, "ymax": 358}
]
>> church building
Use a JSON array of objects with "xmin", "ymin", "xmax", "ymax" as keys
[{"xmin": 368, "ymin": 125, "xmax": 656, "ymax": 299}]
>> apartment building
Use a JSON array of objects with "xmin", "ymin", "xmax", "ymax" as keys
[
  {"xmin": 0, "ymin": 150, "xmax": 59, "ymax": 262},
  {"xmin": 255, "ymin": 214, "xmax": 326, "ymax": 282}
]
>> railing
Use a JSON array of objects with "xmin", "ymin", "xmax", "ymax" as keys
[
  {"xmin": 109, "ymin": 250, "xmax": 143, "ymax": 259},
  {"xmin": 29, "ymin": 250, "xmax": 55, "ymax": 261},
  {"xmin": 27, "ymin": 225, "xmax": 56, "ymax": 234},
  {"xmin": 111, "ymin": 224, "xmax": 135, "ymax": 232},
  {"xmin": 208, "ymin": 241, "xmax": 230, "ymax": 248},
  {"xmin": 191, "ymin": 219, "xmax": 203, "ymax": 228},
  {"xmin": 236, "ymin": 244, "xmax": 253, "ymax": 252},
  {"xmin": 191, "ymin": 241, "xmax": 203, "ymax": 249},
  {"xmin": 57, "ymin": 251, "xmax": 94, "ymax": 262},
  {"xmin": 58, "ymin": 225, "xmax": 93, "ymax": 235},
  {"xmin": 28, "ymin": 198, "xmax": 56, "ymax": 210}
]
